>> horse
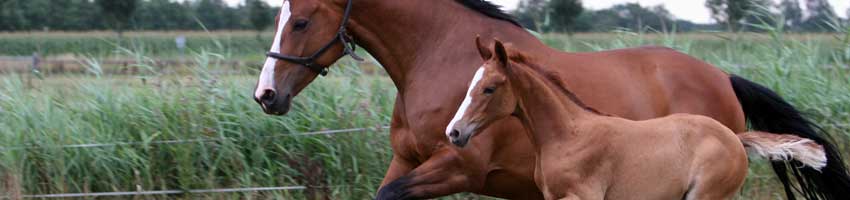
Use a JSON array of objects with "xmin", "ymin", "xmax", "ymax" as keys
[
  {"xmin": 445, "ymin": 38, "xmax": 828, "ymax": 200},
  {"xmin": 251, "ymin": 0, "xmax": 850, "ymax": 199}
]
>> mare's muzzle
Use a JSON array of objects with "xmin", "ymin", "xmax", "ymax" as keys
[{"xmin": 254, "ymin": 88, "xmax": 292, "ymax": 116}]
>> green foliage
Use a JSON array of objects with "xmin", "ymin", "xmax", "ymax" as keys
[
  {"xmin": 572, "ymin": 3, "xmax": 678, "ymax": 32},
  {"xmin": 706, "ymin": 0, "xmax": 774, "ymax": 31},
  {"xmin": 779, "ymin": 0, "xmax": 803, "ymax": 29},
  {"xmin": 514, "ymin": 0, "xmax": 548, "ymax": 31},
  {"xmin": 0, "ymin": 32, "xmax": 271, "ymax": 57},
  {"xmin": 545, "ymin": 0, "xmax": 583, "ymax": 32},
  {"xmin": 0, "ymin": 0, "xmax": 276, "ymax": 31},
  {"xmin": 1, "ymin": 31, "xmax": 850, "ymax": 199},
  {"xmin": 96, "ymin": 0, "xmax": 139, "ymax": 33},
  {"xmin": 0, "ymin": 50, "xmax": 395, "ymax": 198},
  {"xmin": 799, "ymin": 0, "xmax": 839, "ymax": 32},
  {"xmin": 248, "ymin": 0, "xmax": 274, "ymax": 32},
  {"xmin": 194, "ymin": 0, "xmax": 243, "ymax": 30}
]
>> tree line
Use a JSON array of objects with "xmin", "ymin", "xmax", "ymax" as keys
[
  {"xmin": 515, "ymin": 0, "xmax": 850, "ymax": 33},
  {"xmin": 0, "ymin": 0, "xmax": 276, "ymax": 32},
  {"xmin": 0, "ymin": 0, "xmax": 847, "ymax": 33}
]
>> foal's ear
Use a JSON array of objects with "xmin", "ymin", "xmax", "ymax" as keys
[
  {"xmin": 494, "ymin": 40, "xmax": 508, "ymax": 65},
  {"xmin": 476, "ymin": 36, "xmax": 492, "ymax": 61}
]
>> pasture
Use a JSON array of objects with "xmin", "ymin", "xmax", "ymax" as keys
[{"xmin": 1, "ymin": 30, "xmax": 849, "ymax": 199}]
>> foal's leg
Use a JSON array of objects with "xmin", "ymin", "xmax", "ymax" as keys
[{"xmin": 684, "ymin": 146, "xmax": 748, "ymax": 199}]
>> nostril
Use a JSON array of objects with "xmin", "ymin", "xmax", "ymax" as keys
[
  {"xmin": 260, "ymin": 89, "xmax": 276, "ymax": 103},
  {"xmin": 450, "ymin": 130, "xmax": 460, "ymax": 138}
]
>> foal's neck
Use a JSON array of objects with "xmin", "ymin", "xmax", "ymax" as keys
[
  {"xmin": 509, "ymin": 62, "xmax": 596, "ymax": 148},
  {"xmin": 346, "ymin": 0, "xmax": 545, "ymax": 90}
]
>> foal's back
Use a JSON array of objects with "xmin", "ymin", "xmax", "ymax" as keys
[{"xmin": 576, "ymin": 113, "xmax": 748, "ymax": 200}]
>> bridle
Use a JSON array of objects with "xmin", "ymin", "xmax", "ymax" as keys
[{"xmin": 265, "ymin": 0, "xmax": 363, "ymax": 76}]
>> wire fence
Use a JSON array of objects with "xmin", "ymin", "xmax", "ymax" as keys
[
  {"xmin": 0, "ymin": 125, "xmax": 390, "ymax": 151},
  {"xmin": 6, "ymin": 186, "xmax": 308, "ymax": 199},
  {"xmin": 1, "ymin": 125, "xmax": 390, "ymax": 199}
]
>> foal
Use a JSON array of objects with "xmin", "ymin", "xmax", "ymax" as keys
[{"xmin": 445, "ymin": 38, "xmax": 828, "ymax": 200}]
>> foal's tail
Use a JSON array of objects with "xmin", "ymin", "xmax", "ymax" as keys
[
  {"xmin": 739, "ymin": 131, "xmax": 826, "ymax": 170},
  {"xmin": 730, "ymin": 75, "xmax": 850, "ymax": 200}
]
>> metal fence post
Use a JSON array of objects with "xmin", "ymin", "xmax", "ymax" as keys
[{"xmin": 27, "ymin": 52, "xmax": 41, "ymax": 89}]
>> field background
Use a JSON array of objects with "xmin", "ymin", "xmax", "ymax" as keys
[{"xmin": 1, "ymin": 30, "xmax": 849, "ymax": 199}]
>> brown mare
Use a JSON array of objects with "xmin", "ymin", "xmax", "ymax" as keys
[
  {"xmin": 446, "ymin": 39, "xmax": 828, "ymax": 200},
  {"xmin": 252, "ymin": 0, "xmax": 850, "ymax": 199}
]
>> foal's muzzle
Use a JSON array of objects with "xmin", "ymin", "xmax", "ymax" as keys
[
  {"xmin": 447, "ymin": 122, "xmax": 477, "ymax": 148},
  {"xmin": 254, "ymin": 89, "xmax": 292, "ymax": 116}
]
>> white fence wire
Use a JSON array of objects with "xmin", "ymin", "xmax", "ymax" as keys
[
  {"xmin": 9, "ymin": 186, "xmax": 307, "ymax": 199},
  {"xmin": 1, "ymin": 125, "xmax": 390, "ymax": 199},
  {"xmin": 0, "ymin": 125, "xmax": 390, "ymax": 151}
]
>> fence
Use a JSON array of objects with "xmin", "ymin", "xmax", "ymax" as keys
[
  {"xmin": 1, "ymin": 125, "xmax": 390, "ymax": 199},
  {"xmin": 0, "ymin": 53, "xmax": 248, "ymax": 76}
]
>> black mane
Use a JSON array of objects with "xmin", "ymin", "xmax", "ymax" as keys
[{"xmin": 455, "ymin": 0, "xmax": 523, "ymax": 27}]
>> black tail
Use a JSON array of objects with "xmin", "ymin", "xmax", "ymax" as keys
[{"xmin": 730, "ymin": 75, "xmax": 850, "ymax": 200}]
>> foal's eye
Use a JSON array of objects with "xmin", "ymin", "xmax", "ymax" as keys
[
  {"xmin": 293, "ymin": 19, "xmax": 310, "ymax": 31},
  {"xmin": 483, "ymin": 87, "xmax": 496, "ymax": 95}
]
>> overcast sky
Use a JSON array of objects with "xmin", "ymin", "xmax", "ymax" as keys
[{"xmin": 226, "ymin": 0, "xmax": 850, "ymax": 24}]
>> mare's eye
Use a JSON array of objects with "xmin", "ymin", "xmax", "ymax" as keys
[
  {"xmin": 293, "ymin": 19, "xmax": 310, "ymax": 31},
  {"xmin": 483, "ymin": 87, "xmax": 496, "ymax": 95}
]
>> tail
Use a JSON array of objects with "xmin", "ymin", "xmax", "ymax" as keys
[
  {"xmin": 739, "ymin": 131, "xmax": 827, "ymax": 170},
  {"xmin": 731, "ymin": 75, "xmax": 850, "ymax": 200}
]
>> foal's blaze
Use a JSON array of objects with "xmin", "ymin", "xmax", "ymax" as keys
[{"xmin": 253, "ymin": 0, "xmax": 349, "ymax": 115}]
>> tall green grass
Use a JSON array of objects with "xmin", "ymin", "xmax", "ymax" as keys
[
  {"xmin": 0, "ymin": 50, "xmax": 396, "ymax": 199},
  {"xmin": 1, "ymin": 27, "xmax": 849, "ymax": 199}
]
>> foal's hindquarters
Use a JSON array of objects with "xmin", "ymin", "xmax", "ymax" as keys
[{"xmin": 540, "ymin": 114, "xmax": 748, "ymax": 200}]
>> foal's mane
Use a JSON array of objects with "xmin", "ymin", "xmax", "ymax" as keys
[
  {"xmin": 506, "ymin": 52, "xmax": 605, "ymax": 115},
  {"xmin": 455, "ymin": 0, "xmax": 523, "ymax": 28}
]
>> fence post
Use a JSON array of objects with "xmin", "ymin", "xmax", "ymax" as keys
[{"xmin": 27, "ymin": 52, "xmax": 41, "ymax": 89}]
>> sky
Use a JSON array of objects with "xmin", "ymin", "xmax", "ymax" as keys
[{"xmin": 226, "ymin": 0, "xmax": 850, "ymax": 24}]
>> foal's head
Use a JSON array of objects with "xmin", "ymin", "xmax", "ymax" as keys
[{"xmin": 446, "ymin": 38, "xmax": 519, "ymax": 147}]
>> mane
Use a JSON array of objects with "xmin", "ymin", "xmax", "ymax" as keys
[
  {"xmin": 455, "ymin": 0, "xmax": 523, "ymax": 28},
  {"xmin": 507, "ymin": 52, "xmax": 608, "ymax": 116}
]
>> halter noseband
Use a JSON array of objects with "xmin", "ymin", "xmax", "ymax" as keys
[{"xmin": 265, "ymin": 0, "xmax": 363, "ymax": 76}]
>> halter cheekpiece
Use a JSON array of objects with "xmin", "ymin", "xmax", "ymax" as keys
[{"xmin": 265, "ymin": 0, "xmax": 363, "ymax": 76}]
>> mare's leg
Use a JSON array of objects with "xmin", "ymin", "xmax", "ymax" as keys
[{"xmin": 376, "ymin": 148, "xmax": 486, "ymax": 200}]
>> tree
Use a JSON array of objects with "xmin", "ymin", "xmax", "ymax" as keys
[
  {"xmin": 514, "ymin": 0, "xmax": 548, "ymax": 31},
  {"xmin": 570, "ymin": 3, "xmax": 677, "ymax": 32},
  {"xmin": 779, "ymin": 0, "xmax": 803, "ymax": 30},
  {"xmin": 247, "ymin": 0, "xmax": 273, "ymax": 37},
  {"xmin": 96, "ymin": 0, "xmax": 138, "ymax": 35},
  {"xmin": 800, "ymin": 0, "xmax": 837, "ymax": 32},
  {"xmin": 133, "ymin": 0, "xmax": 192, "ymax": 30},
  {"xmin": 545, "ymin": 0, "xmax": 583, "ymax": 32},
  {"xmin": 706, "ymin": 0, "xmax": 770, "ymax": 31}
]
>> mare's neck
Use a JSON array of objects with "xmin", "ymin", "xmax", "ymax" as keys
[
  {"xmin": 509, "ymin": 62, "xmax": 595, "ymax": 148},
  {"xmin": 346, "ymin": 0, "xmax": 546, "ymax": 91}
]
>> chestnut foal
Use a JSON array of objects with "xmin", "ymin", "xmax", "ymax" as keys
[{"xmin": 446, "ymin": 39, "xmax": 828, "ymax": 199}]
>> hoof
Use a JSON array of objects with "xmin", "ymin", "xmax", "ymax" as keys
[{"xmin": 376, "ymin": 175, "xmax": 414, "ymax": 200}]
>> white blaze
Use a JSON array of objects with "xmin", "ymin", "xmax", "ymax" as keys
[
  {"xmin": 255, "ymin": 0, "xmax": 292, "ymax": 99},
  {"xmin": 446, "ymin": 67, "xmax": 486, "ymax": 136}
]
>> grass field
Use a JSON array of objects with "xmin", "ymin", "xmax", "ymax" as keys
[{"xmin": 1, "ymin": 28, "xmax": 849, "ymax": 199}]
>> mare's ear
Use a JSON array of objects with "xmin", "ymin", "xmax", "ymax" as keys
[{"xmin": 476, "ymin": 36, "xmax": 493, "ymax": 61}]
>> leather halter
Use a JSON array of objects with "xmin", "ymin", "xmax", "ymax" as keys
[{"xmin": 265, "ymin": 0, "xmax": 363, "ymax": 76}]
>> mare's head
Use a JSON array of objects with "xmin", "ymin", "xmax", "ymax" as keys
[
  {"xmin": 254, "ymin": 0, "xmax": 358, "ymax": 115},
  {"xmin": 446, "ymin": 38, "xmax": 519, "ymax": 147}
]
